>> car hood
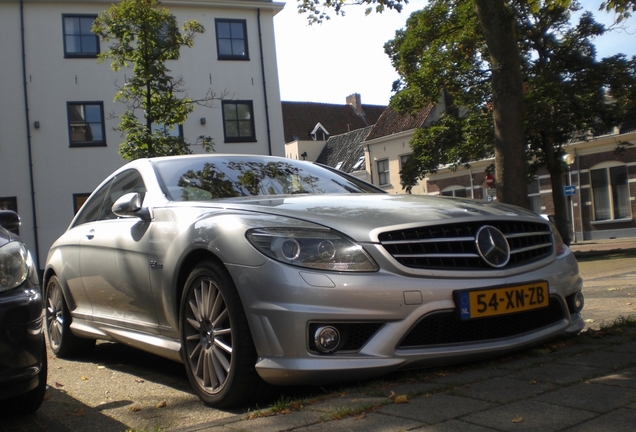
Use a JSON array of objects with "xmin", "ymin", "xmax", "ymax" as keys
[{"xmin": 215, "ymin": 194, "xmax": 543, "ymax": 242}]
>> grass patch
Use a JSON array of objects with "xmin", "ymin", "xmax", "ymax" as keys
[
  {"xmin": 580, "ymin": 314, "xmax": 636, "ymax": 337},
  {"xmin": 246, "ymin": 395, "xmax": 310, "ymax": 419},
  {"xmin": 328, "ymin": 402, "xmax": 385, "ymax": 421}
]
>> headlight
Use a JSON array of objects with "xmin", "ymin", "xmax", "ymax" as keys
[
  {"xmin": 0, "ymin": 241, "xmax": 30, "ymax": 292},
  {"xmin": 246, "ymin": 228, "xmax": 378, "ymax": 272},
  {"xmin": 551, "ymin": 224, "xmax": 568, "ymax": 256}
]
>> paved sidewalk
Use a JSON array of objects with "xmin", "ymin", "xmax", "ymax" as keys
[
  {"xmin": 569, "ymin": 237, "xmax": 636, "ymax": 257},
  {"xmin": 171, "ymin": 325, "xmax": 636, "ymax": 432}
]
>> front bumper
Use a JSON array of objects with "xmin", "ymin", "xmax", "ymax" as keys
[
  {"xmin": 227, "ymin": 249, "xmax": 584, "ymax": 386},
  {"xmin": 0, "ymin": 288, "xmax": 46, "ymax": 401}
]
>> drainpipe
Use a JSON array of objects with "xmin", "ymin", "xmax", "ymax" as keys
[
  {"xmin": 20, "ymin": 1, "xmax": 41, "ymax": 271},
  {"xmin": 575, "ymin": 149, "xmax": 583, "ymax": 242},
  {"xmin": 367, "ymin": 144, "xmax": 374, "ymax": 184},
  {"xmin": 257, "ymin": 9, "xmax": 273, "ymax": 156}
]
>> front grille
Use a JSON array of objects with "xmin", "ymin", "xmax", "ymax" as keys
[
  {"xmin": 398, "ymin": 297, "xmax": 565, "ymax": 349},
  {"xmin": 308, "ymin": 322, "xmax": 384, "ymax": 353},
  {"xmin": 379, "ymin": 220, "xmax": 553, "ymax": 270}
]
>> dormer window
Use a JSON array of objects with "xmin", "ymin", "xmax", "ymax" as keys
[
  {"xmin": 310, "ymin": 122, "xmax": 329, "ymax": 141},
  {"xmin": 352, "ymin": 156, "xmax": 365, "ymax": 171},
  {"xmin": 334, "ymin": 161, "xmax": 344, "ymax": 171}
]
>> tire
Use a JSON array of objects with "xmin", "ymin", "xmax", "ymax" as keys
[
  {"xmin": 0, "ymin": 339, "xmax": 48, "ymax": 415},
  {"xmin": 45, "ymin": 275, "xmax": 96, "ymax": 357},
  {"xmin": 180, "ymin": 261, "xmax": 266, "ymax": 408}
]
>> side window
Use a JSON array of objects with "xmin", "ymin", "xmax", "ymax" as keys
[
  {"xmin": 73, "ymin": 180, "xmax": 113, "ymax": 226},
  {"xmin": 62, "ymin": 15, "xmax": 99, "ymax": 58},
  {"xmin": 100, "ymin": 170, "xmax": 147, "ymax": 221},
  {"xmin": 215, "ymin": 19, "xmax": 248, "ymax": 60},
  {"xmin": 73, "ymin": 193, "xmax": 91, "ymax": 214},
  {"xmin": 67, "ymin": 102, "xmax": 106, "ymax": 147},
  {"xmin": 377, "ymin": 159, "xmax": 390, "ymax": 186},
  {"xmin": 222, "ymin": 101, "xmax": 255, "ymax": 142},
  {"xmin": 72, "ymin": 170, "xmax": 146, "ymax": 226}
]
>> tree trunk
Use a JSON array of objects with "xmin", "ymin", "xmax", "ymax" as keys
[{"xmin": 474, "ymin": 0, "xmax": 529, "ymax": 209}]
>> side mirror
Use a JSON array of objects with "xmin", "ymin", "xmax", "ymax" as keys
[
  {"xmin": 0, "ymin": 210, "xmax": 21, "ymax": 235},
  {"xmin": 112, "ymin": 193, "xmax": 152, "ymax": 221}
]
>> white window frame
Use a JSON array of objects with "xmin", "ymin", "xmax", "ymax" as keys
[
  {"xmin": 527, "ymin": 177, "xmax": 542, "ymax": 214},
  {"xmin": 377, "ymin": 159, "xmax": 390, "ymax": 186},
  {"xmin": 590, "ymin": 162, "xmax": 632, "ymax": 222},
  {"xmin": 441, "ymin": 185, "xmax": 468, "ymax": 198}
]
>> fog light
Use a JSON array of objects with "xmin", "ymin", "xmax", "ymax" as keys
[
  {"xmin": 573, "ymin": 291, "xmax": 584, "ymax": 312},
  {"xmin": 567, "ymin": 291, "xmax": 584, "ymax": 315},
  {"xmin": 314, "ymin": 326, "xmax": 340, "ymax": 353}
]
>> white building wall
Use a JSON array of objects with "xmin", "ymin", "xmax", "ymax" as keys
[{"xmin": 0, "ymin": 0, "xmax": 285, "ymax": 267}]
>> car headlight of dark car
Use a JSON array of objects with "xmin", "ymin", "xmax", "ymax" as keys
[
  {"xmin": 0, "ymin": 242, "xmax": 30, "ymax": 292},
  {"xmin": 246, "ymin": 228, "xmax": 378, "ymax": 271}
]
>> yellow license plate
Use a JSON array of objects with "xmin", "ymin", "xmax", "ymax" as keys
[{"xmin": 456, "ymin": 281, "xmax": 549, "ymax": 320}]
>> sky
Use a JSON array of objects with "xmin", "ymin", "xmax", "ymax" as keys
[{"xmin": 273, "ymin": 0, "xmax": 636, "ymax": 107}]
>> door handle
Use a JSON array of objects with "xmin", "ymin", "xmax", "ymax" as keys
[{"xmin": 85, "ymin": 229, "xmax": 95, "ymax": 240}]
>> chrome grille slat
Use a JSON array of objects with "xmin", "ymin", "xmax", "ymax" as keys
[
  {"xmin": 378, "ymin": 220, "xmax": 553, "ymax": 271},
  {"xmin": 505, "ymin": 231, "xmax": 552, "ymax": 239},
  {"xmin": 393, "ymin": 253, "xmax": 480, "ymax": 259},
  {"xmin": 510, "ymin": 243, "xmax": 553, "ymax": 254},
  {"xmin": 381, "ymin": 236, "xmax": 475, "ymax": 245}
]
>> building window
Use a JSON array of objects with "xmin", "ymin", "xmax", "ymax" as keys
[
  {"xmin": 67, "ymin": 102, "xmax": 106, "ymax": 147},
  {"xmin": 352, "ymin": 156, "xmax": 365, "ymax": 171},
  {"xmin": 63, "ymin": 15, "xmax": 99, "ymax": 58},
  {"xmin": 399, "ymin": 154, "xmax": 411, "ymax": 168},
  {"xmin": 590, "ymin": 164, "xmax": 631, "ymax": 221},
  {"xmin": 377, "ymin": 159, "xmax": 390, "ymax": 186},
  {"xmin": 0, "ymin": 196, "xmax": 17, "ymax": 212},
  {"xmin": 0, "ymin": 197, "xmax": 18, "ymax": 234},
  {"xmin": 215, "ymin": 19, "xmax": 248, "ymax": 60},
  {"xmin": 73, "ymin": 193, "xmax": 91, "ymax": 214},
  {"xmin": 441, "ymin": 185, "xmax": 468, "ymax": 198},
  {"xmin": 222, "ymin": 101, "xmax": 255, "ymax": 142},
  {"xmin": 152, "ymin": 123, "xmax": 184, "ymax": 138},
  {"xmin": 527, "ymin": 177, "xmax": 542, "ymax": 214}
]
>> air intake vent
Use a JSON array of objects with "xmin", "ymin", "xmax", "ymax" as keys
[{"xmin": 398, "ymin": 297, "xmax": 565, "ymax": 348}]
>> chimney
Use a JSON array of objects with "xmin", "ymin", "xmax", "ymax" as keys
[{"xmin": 346, "ymin": 93, "xmax": 363, "ymax": 116}]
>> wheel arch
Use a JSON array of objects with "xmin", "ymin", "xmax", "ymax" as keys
[
  {"xmin": 42, "ymin": 267, "xmax": 76, "ymax": 311},
  {"xmin": 175, "ymin": 248, "xmax": 228, "ymax": 322}
]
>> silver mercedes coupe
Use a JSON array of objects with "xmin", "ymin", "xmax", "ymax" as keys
[{"xmin": 43, "ymin": 154, "xmax": 584, "ymax": 408}]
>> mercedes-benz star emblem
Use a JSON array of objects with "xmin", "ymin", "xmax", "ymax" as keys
[{"xmin": 475, "ymin": 226, "xmax": 510, "ymax": 268}]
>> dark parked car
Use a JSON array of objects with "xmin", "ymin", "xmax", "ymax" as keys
[
  {"xmin": 0, "ymin": 210, "xmax": 47, "ymax": 415},
  {"xmin": 44, "ymin": 154, "xmax": 584, "ymax": 408}
]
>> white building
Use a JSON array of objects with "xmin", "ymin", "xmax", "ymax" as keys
[{"xmin": 0, "ymin": 0, "xmax": 285, "ymax": 268}]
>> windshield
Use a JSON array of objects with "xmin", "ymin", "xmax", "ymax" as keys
[{"xmin": 153, "ymin": 156, "xmax": 383, "ymax": 201}]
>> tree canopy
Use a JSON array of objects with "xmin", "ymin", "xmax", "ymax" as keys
[
  {"xmin": 93, "ymin": 0, "xmax": 214, "ymax": 160},
  {"xmin": 387, "ymin": 0, "xmax": 636, "ymax": 244},
  {"xmin": 297, "ymin": 0, "xmax": 531, "ymax": 209}
]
